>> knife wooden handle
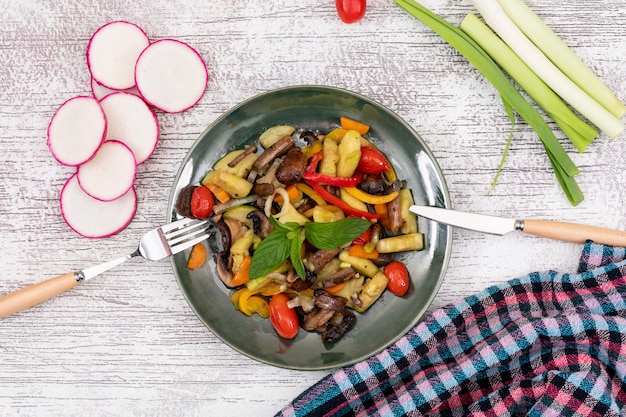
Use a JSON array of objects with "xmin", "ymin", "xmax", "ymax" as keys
[
  {"xmin": 0, "ymin": 273, "xmax": 79, "ymax": 318},
  {"xmin": 523, "ymin": 219, "xmax": 626, "ymax": 247}
]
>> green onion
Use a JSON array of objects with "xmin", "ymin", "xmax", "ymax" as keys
[
  {"xmin": 459, "ymin": 13, "xmax": 597, "ymax": 153},
  {"xmin": 394, "ymin": 0, "xmax": 583, "ymax": 205},
  {"xmin": 468, "ymin": 0, "xmax": 624, "ymax": 139},
  {"xmin": 496, "ymin": 0, "xmax": 626, "ymax": 119}
]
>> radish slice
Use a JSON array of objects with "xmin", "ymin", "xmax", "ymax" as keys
[
  {"xmin": 47, "ymin": 96, "xmax": 106, "ymax": 166},
  {"xmin": 87, "ymin": 21, "xmax": 150, "ymax": 90},
  {"xmin": 77, "ymin": 140, "xmax": 137, "ymax": 201},
  {"xmin": 90, "ymin": 77, "xmax": 139, "ymax": 100},
  {"xmin": 60, "ymin": 174, "xmax": 137, "ymax": 238},
  {"xmin": 99, "ymin": 92, "xmax": 159, "ymax": 164},
  {"xmin": 135, "ymin": 39, "xmax": 208, "ymax": 113}
]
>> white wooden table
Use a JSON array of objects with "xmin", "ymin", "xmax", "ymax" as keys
[{"xmin": 1, "ymin": 0, "xmax": 625, "ymax": 415}]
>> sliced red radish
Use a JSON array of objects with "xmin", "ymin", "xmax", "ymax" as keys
[
  {"xmin": 99, "ymin": 92, "xmax": 159, "ymax": 164},
  {"xmin": 60, "ymin": 173, "xmax": 137, "ymax": 238},
  {"xmin": 90, "ymin": 77, "xmax": 139, "ymax": 100},
  {"xmin": 77, "ymin": 140, "xmax": 137, "ymax": 201},
  {"xmin": 87, "ymin": 21, "xmax": 150, "ymax": 90},
  {"xmin": 47, "ymin": 96, "xmax": 106, "ymax": 166},
  {"xmin": 135, "ymin": 39, "xmax": 208, "ymax": 113}
]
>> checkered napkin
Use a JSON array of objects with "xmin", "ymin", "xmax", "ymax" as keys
[{"xmin": 276, "ymin": 242, "xmax": 626, "ymax": 417}]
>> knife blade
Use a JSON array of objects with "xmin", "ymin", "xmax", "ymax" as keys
[{"xmin": 409, "ymin": 205, "xmax": 626, "ymax": 247}]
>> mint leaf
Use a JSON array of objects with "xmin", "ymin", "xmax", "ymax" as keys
[
  {"xmin": 249, "ymin": 228, "xmax": 290, "ymax": 279},
  {"xmin": 290, "ymin": 231, "xmax": 306, "ymax": 279},
  {"xmin": 304, "ymin": 217, "xmax": 370, "ymax": 250}
]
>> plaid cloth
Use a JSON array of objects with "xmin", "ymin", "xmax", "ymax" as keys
[{"xmin": 276, "ymin": 241, "xmax": 626, "ymax": 417}]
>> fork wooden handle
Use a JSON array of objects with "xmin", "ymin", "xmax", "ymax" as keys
[
  {"xmin": 523, "ymin": 219, "xmax": 626, "ymax": 247},
  {"xmin": 0, "ymin": 273, "xmax": 79, "ymax": 318}
]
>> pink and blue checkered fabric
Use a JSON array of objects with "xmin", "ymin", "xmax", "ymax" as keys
[{"xmin": 276, "ymin": 241, "xmax": 626, "ymax": 416}]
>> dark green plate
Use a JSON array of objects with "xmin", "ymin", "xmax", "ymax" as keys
[{"xmin": 166, "ymin": 85, "xmax": 451, "ymax": 370}]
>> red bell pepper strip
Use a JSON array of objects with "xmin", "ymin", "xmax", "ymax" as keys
[
  {"xmin": 303, "ymin": 151, "xmax": 362, "ymax": 187},
  {"xmin": 305, "ymin": 179, "xmax": 380, "ymax": 220}
]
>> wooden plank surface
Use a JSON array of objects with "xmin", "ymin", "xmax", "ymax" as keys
[{"xmin": 1, "ymin": 0, "xmax": 625, "ymax": 415}]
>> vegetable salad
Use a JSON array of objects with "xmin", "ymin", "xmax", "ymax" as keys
[{"xmin": 175, "ymin": 117, "xmax": 424, "ymax": 343}]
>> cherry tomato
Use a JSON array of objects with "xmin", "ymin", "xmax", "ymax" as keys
[
  {"xmin": 190, "ymin": 186, "xmax": 214, "ymax": 219},
  {"xmin": 383, "ymin": 261, "xmax": 410, "ymax": 296},
  {"xmin": 352, "ymin": 226, "xmax": 371, "ymax": 246},
  {"xmin": 335, "ymin": 0, "xmax": 366, "ymax": 24},
  {"xmin": 357, "ymin": 147, "xmax": 391, "ymax": 174},
  {"xmin": 269, "ymin": 293, "xmax": 299, "ymax": 339}
]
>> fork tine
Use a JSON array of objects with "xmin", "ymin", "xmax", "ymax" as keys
[
  {"xmin": 167, "ymin": 222, "xmax": 212, "ymax": 247},
  {"xmin": 161, "ymin": 217, "xmax": 205, "ymax": 234},
  {"xmin": 168, "ymin": 231, "xmax": 212, "ymax": 255},
  {"xmin": 165, "ymin": 219, "xmax": 209, "ymax": 241}
]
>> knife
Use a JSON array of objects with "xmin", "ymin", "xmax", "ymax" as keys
[{"xmin": 409, "ymin": 205, "xmax": 626, "ymax": 247}]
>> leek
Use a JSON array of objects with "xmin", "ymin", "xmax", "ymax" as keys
[
  {"xmin": 394, "ymin": 0, "xmax": 583, "ymax": 205},
  {"xmin": 469, "ymin": 0, "xmax": 624, "ymax": 139},
  {"xmin": 496, "ymin": 0, "xmax": 626, "ymax": 119},
  {"xmin": 459, "ymin": 13, "xmax": 597, "ymax": 153}
]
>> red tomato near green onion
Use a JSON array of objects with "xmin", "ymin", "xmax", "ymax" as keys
[
  {"xmin": 335, "ymin": 0, "xmax": 366, "ymax": 24},
  {"xmin": 190, "ymin": 186, "xmax": 214, "ymax": 219},
  {"xmin": 270, "ymin": 293, "xmax": 299, "ymax": 339},
  {"xmin": 357, "ymin": 147, "xmax": 391, "ymax": 174},
  {"xmin": 383, "ymin": 261, "xmax": 410, "ymax": 296}
]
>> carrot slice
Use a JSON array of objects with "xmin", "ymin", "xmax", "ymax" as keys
[
  {"xmin": 231, "ymin": 255, "xmax": 252, "ymax": 287},
  {"xmin": 340, "ymin": 116, "xmax": 370, "ymax": 135},
  {"xmin": 326, "ymin": 283, "xmax": 346, "ymax": 295},
  {"xmin": 186, "ymin": 242, "xmax": 207, "ymax": 270},
  {"xmin": 348, "ymin": 244, "xmax": 379, "ymax": 259},
  {"xmin": 204, "ymin": 182, "xmax": 230, "ymax": 203}
]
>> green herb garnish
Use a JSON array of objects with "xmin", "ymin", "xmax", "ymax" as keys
[{"xmin": 248, "ymin": 217, "xmax": 370, "ymax": 280}]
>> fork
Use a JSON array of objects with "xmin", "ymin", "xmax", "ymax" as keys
[{"xmin": 0, "ymin": 217, "xmax": 214, "ymax": 318}]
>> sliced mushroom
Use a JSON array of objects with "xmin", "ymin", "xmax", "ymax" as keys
[
  {"xmin": 252, "ymin": 135, "xmax": 294, "ymax": 171},
  {"xmin": 174, "ymin": 185, "xmax": 198, "ymax": 217},
  {"xmin": 252, "ymin": 182, "xmax": 275, "ymax": 197},
  {"xmin": 288, "ymin": 270, "xmax": 317, "ymax": 292},
  {"xmin": 302, "ymin": 308, "xmax": 335, "ymax": 331},
  {"xmin": 299, "ymin": 130, "xmax": 319, "ymax": 145},
  {"xmin": 275, "ymin": 148, "xmax": 308, "ymax": 185},
  {"xmin": 314, "ymin": 290, "xmax": 347, "ymax": 312},
  {"xmin": 322, "ymin": 311, "xmax": 356, "ymax": 343},
  {"xmin": 247, "ymin": 210, "xmax": 273, "ymax": 239},
  {"xmin": 228, "ymin": 144, "xmax": 257, "ymax": 167},
  {"xmin": 358, "ymin": 174, "xmax": 386, "ymax": 195},
  {"xmin": 321, "ymin": 267, "xmax": 356, "ymax": 288},
  {"xmin": 214, "ymin": 218, "xmax": 232, "ymax": 253},
  {"xmin": 305, "ymin": 248, "xmax": 342, "ymax": 272},
  {"xmin": 216, "ymin": 251, "xmax": 236, "ymax": 288},
  {"xmin": 388, "ymin": 180, "xmax": 402, "ymax": 234}
]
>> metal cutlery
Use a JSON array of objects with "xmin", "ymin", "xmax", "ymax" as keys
[
  {"xmin": 0, "ymin": 217, "xmax": 214, "ymax": 318},
  {"xmin": 410, "ymin": 205, "xmax": 626, "ymax": 247}
]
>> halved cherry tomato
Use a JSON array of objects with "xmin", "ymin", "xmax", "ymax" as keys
[
  {"xmin": 352, "ymin": 226, "xmax": 371, "ymax": 245},
  {"xmin": 269, "ymin": 293, "xmax": 299, "ymax": 339},
  {"xmin": 358, "ymin": 147, "xmax": 391, "ymax": 174},
  {"xmin": 335, "ymin": 0, "xmax": 366, "ymax": 24},
  {"xmin": 190, "ymin": 186, "xmax": 214, "ymax": 219},
  {"xmin": 383, "ymin": 261, "xmax": 410, "ymax": 296}
]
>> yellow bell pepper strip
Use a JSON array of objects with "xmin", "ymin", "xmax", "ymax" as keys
[
  {"xmin": 231, "ymin": 255, "xmax": 252, "ymax": 287},
  {"xmin": 343, "ymin": 186, "xmax": 399, "ymax": 205},
  {"xmin": 295, "ymin": 183, "xmax": 326, "ymax": 206},
  {"xmin": 305, "ymin": 179, "xmax": 381, "ymax": 220},
  {"xmin": 340, "ymin": 116, "xmax": 370, "ymax": 135},
  {"xmin": 246, "ymin": 296, "xmax": 270, "ymax": 318},
  {"xmin": 301, "ymin": 140, "xmax": 323, "ymax": 158},
  {"xmin": 348, "ymin": 244, "xmax": 379, "ymax": 259},
  {"xmin": 325, "ymin": 128, "xmax": 348, "ymax": 141},
  {"xmin": 231, "ymin": 287, "xmax": 270, "ymax": 318},
  {"xmin": 303, "ymin": 151, "xmax": 362, "ymax": 187}
]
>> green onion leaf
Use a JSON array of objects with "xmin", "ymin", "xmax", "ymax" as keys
[{"xmin": 395, "ymin": 0, "xmax": 583, "ymax": 205}]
